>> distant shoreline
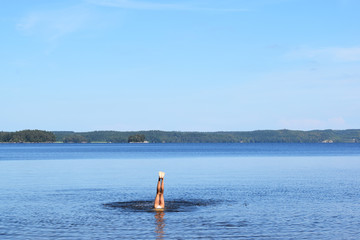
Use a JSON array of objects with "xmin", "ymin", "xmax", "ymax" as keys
[
  {"xmin": 1, "ymin": 142, "xmax": 358, "ymax": 144},
  {"xmin": 2, "ymin": 129, "xmax": 359, "ymax": 144},
  {"xmin": 52, "ymin": 129, "xmax": 360, "ymax": 144}
]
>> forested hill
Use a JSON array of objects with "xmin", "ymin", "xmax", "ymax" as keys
[
  {"xmin": 52, "ymin": 129, "xmax": 360, "ymax": 143},
  {"xmin": 0, "ymin": 130, "xmax": 56, "ymax": 143},
  {"xmin": 1, "ymin": 129, "xmax": 359, "ymax": 143}
]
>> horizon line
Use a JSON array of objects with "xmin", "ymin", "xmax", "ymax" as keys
[{"xmin": 3, "ymin": 128, "xmax": 359, "ymax": 133}]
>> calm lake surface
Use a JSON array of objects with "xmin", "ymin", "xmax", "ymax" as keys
[{"xmin": 1, "ymin": 143, "xmax": 360, "ymax": 239}]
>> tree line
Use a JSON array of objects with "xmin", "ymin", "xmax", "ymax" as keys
[
  {"xmin": 1, "ymin": 129, "xmax": 359, "ymax": 143},
  {"xmin": 52, "ymin": 129, "xmax": 360, "ymax": 143},
  {"xmin": 0, "ymin": 130, "xmax": 56, "ymax": 143}
]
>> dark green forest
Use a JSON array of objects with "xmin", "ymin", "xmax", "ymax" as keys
[
  {"xmin": 51, "ymin": 129, "xmax": 360, "ymax": 143},
  {"xmin": 128, "ymin": 134, "xmax": 146, "ymax": 143},
  {"xmin": 0, "ymin": 130, "xmax": 56, "ymax": 143},
  {"xmin": 1, "ymin": 129, "xmax": 359, "ymax": 143}
]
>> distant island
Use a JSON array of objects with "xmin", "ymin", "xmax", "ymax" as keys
[
  {"xmin": 0, "ymin": 130, "xmax": 56, "ymax": 143},
  {"xmin": 2, "ymin": 129, "xmax": 359, "ymax": 143}
]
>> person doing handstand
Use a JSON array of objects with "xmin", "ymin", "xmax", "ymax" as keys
[{"xmin": 154, "ymin": 171, "xmax": 165, "ymax": 210}]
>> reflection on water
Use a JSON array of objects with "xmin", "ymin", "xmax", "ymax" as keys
[
  {"xmin": 154, "ymin": 211, "xmax": 165, "ymax": 240},
  {"xmin": 104, "ymin": 200, "xmax": 215, "ymax": 212}
]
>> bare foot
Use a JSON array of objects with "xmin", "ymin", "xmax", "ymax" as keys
[{"xmin": 158, "ymin": 171, "xmax": 165, "ymax": 179}]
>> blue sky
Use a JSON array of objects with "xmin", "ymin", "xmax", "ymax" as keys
[{"xmin": 1, "ymin": 0, "xmax": 359, "ymax": 131}]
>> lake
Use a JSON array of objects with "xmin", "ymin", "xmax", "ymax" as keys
[{"xmin": 1, "ymin": 143, "xmax": 360, "ymax": 239}]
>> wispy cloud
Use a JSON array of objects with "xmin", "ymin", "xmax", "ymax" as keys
[
  {"xmin": 287, "ymin": 46, "xmax": 360, "ymax": 62},
  {"xmin": 279, "ymin": 117, "xmax": 347, "ymax": 130},
  {"xmin": 87, "ymin": 0, "xmax": 183, "ymax": 10},
  {"xmin": 17, "ymin": 6, "xmax": 91, "ymax": 41},
  {"xmin": 87, "ymin": 0, "xmax": 248, "ymax": 12}
]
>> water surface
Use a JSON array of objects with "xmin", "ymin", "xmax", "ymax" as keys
[{"xmin": 1, "ymin": 143, "xmax": 360, "ymax": 239}]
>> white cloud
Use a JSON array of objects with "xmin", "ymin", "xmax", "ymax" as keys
[
  {"xmin": 16, "ymin": 1, "xmax": 247, "ymax": 41},
  {"xmin": 87, "ymin": 0, "xmax": 248, "ymax": 12},
  {"xmin": 17, "ymin": 6, "xmax": 91, "ymax": 41},
  {"xmin": 279, "ymin": 117, "xmax": 347, "ymax": 130},
  {"xmin": 328, "ymin": 117, "xmax": 346, "ymax": 126},
  {"xmin": 328, "ymin": 47, "xmax": 360, "ymax": 61},
  {"xmin": 287, "ymin": 46, "xmax": 360, "ymax": 62},
  {"xmin": 87, "ymin": 0, "xmax": 183, "ymax": 10}
]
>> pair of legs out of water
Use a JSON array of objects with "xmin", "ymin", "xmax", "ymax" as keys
[{"xmin": 154, "ymin": 171, "xmax": 165, "ymax": 209}]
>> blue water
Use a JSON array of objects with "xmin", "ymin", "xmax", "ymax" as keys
[{"xmin": 1, "ymin": 143, "xmax": 360, "ymax": 239}]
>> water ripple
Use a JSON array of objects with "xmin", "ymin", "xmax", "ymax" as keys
[{"xmin": 104, "ymin": 199, "xmax": 215, "ymax": 212}]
